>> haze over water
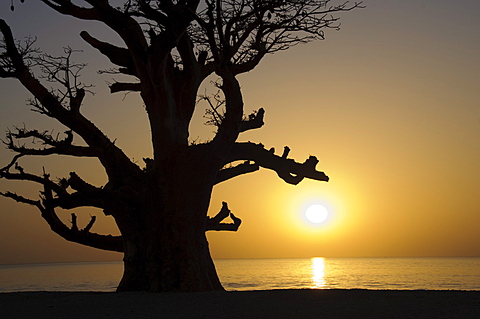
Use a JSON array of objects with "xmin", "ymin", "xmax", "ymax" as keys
[{"xmin": 1, "ymin": 257, "xmax": 479, "ymax": 292}]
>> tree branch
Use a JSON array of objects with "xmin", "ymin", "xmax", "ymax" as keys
[
  {"xmin": 239, "ymin": 108, "xmax": 265, "ymax": 133},
  {"xmin": 0, "ymin": 191, "xmax": 41, "ymax": 207},
  {"xmin": 0, "ymin": 168, "xmax": 69, "ymax": 198},
  {"xmin": 41, "ymin": 0, "xmax": 101, "ymax": 20},
  {"xmin": 210, "ymin": 70, "xmax": 243, "ymax": 148},
  {"xmin": 5, "ymin": 128, "xmax": 99, "ymax": 157},
  {"xmin": 0, "ymin": 154, "xmax": 25, "ymax": 173},
  {"xmin": 136, "ymin": 0, "xmax": 171, "ymax": 27},
  {"xmin": 109, "ymin": 82, "xmax": 142, "ymax": 93},
  {"xmin": 0, "ymin": 188, "xmax": 124, "ymax": 252},
  {"xmin": 42, "ymin": 0, "xmax": 149, "ymax": 94},
  {"xmin": 206, "ymin": 201, "xmax": 242, "ymax": 231},
  {"xmin": 48, "ymin": 172, "xmax": 110, "ymax": 211},
  {"xmin": 80, "ymin": 31, "xmax": 136, "ymax": 76},
  {"xmin": 41, "ymin": 204, "xmax": 124, "ymax": 252},
  {"xmin": 0, "ymin": 19, "xmax": 143, "ymax": 183},
  {"xmin": 215, "ymin": 161, "xmax": 259, "ymax": 184},
  {"xmin": 225, "ymin": 142, "xmax": 329, "ymax": 185},
  {"xmin": 192, "ymin": 1, "xmax": 363, "ymax": 76},
  {"xmin": 0, "ymin": 161, "xmax": 109, "ymax": 212}
]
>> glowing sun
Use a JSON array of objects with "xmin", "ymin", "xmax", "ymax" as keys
[{"xmin": 305, "ymin": 204, "xmax": 329, "ymax": 224}]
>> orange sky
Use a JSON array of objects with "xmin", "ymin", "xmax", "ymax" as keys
[{"xmin": 1, "ymin": 1, "xmax": 479, "ymax": 264}]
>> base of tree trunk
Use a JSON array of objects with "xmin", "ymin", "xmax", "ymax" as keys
[{"xmin": 116, "ymin": 230, "xmax": 224, "ymax": 292}]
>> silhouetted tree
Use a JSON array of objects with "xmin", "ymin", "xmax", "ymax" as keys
[{"xmin": 1, "ymin": 0, "xmax": 361, "ymax": 292}]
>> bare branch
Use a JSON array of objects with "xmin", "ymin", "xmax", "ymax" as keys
[
  {"xmin": 70, "ymin": 212, "xmax": 79, "ymax": 232},
  {"xmin": 206, "ymin": 201, "xmax": 242, "ymax": 231},
  {"xmin": 225, "ymin": 142, "xmax": 329, "ymax": 185},
  {"xmin": 192, "ymin": 0, "xmax": 364, "ymax": 75},
  {"xmin": 0, "ymin": 191, "xmax": 41, "ymax": 207},
  {"xmin": 83, "ymin": 215, "xmax": 96, "ymax": 233},
  {"xmin": 210, "ymin": 69, "xmax": 243, "ymax": 148},
  {"xmin": 0, "ymin": 187, "xmax": 123, "ymax": 252},
  {"xmin": 0, "ymin": 162, "xmax": 109, "ymax": 212},
  {"xmin": 110, "ymin": 82, "xmax": 142, "ymax": 93},
  {"xmin": 39, "ymin": 203, "xmax": 124, "ymax": 252},
  {"xmin": 40, "ymin": 0, "xmax": 102, "ymax": 20},
  {"xmin": 215, "ymin": 160, "xmax": 259, "ymax": 184},
  {"xmin": 0, "ymin": 154, "xmax": 25, "ymax": 173},
  {"xmin": 239, "ymin": 108, "xmax": 265, "ymax": 133},
  {"xmin": 30, "ymin": 47, "xmax": 92, "ymax": 111},
  {"xmin": 0, "ymin": 169, "xmax": 69, "ymax": 198},
  {"xmin": 80, "ymin": 31, "xmax": 136, "ymax": 76},
  {"xmin": 200, "ymin": 88, "xmax": 226, "ymax": 127},
  {"xmin": 4, "ymin": 127, "xmax": 99, "ymax": 157},
  {"xmin": 70, "ymin": 213, "xmax": 97, "ymax": 233},
  {"xmin": 1, "ymin": 19, "xmax": 143, "ymax": 182}
]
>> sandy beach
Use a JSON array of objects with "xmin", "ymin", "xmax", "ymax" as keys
[{"xmin": 1, "ymin": 289, "xmax": 479, "ymax": 319}]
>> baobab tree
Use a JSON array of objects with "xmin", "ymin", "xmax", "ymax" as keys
[{"xmin": 0, "ymin": 0, "xmax": 362, "ymax": 292}]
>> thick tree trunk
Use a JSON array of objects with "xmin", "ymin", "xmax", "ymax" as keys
[
  {"xmin": 115, "ymin": 201, "xmax": 224, "ymax": 292},
  {"xmin": 114, "ymin": 154, "xmax": 224, "ymax": 292},
  {"xmin": 117, "ymin": 225, "xmax": 223, "ymax": 292}
]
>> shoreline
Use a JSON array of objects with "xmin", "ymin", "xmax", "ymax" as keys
[{"xmin": 1, "ymin": 289, "xmax": 479, "ymax": 318}]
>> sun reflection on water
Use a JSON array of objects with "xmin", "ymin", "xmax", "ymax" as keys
[{"xmin": 311, "ymin": 257, "xmax": 327, "ymax": 288}]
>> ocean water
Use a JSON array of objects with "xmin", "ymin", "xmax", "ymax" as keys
[{"xmin": 0, "ymin": 257, "xmax": 479, "ymax": 292}]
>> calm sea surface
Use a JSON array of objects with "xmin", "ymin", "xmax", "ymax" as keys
[{"xmin": 0, "ymin": 258, "xmax": 479, "ymax": 292}]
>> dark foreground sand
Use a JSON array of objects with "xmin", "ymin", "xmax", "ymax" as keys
[{"xmin": 1, "ymin": 289, "xmax": 479, "ymax": 319}]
